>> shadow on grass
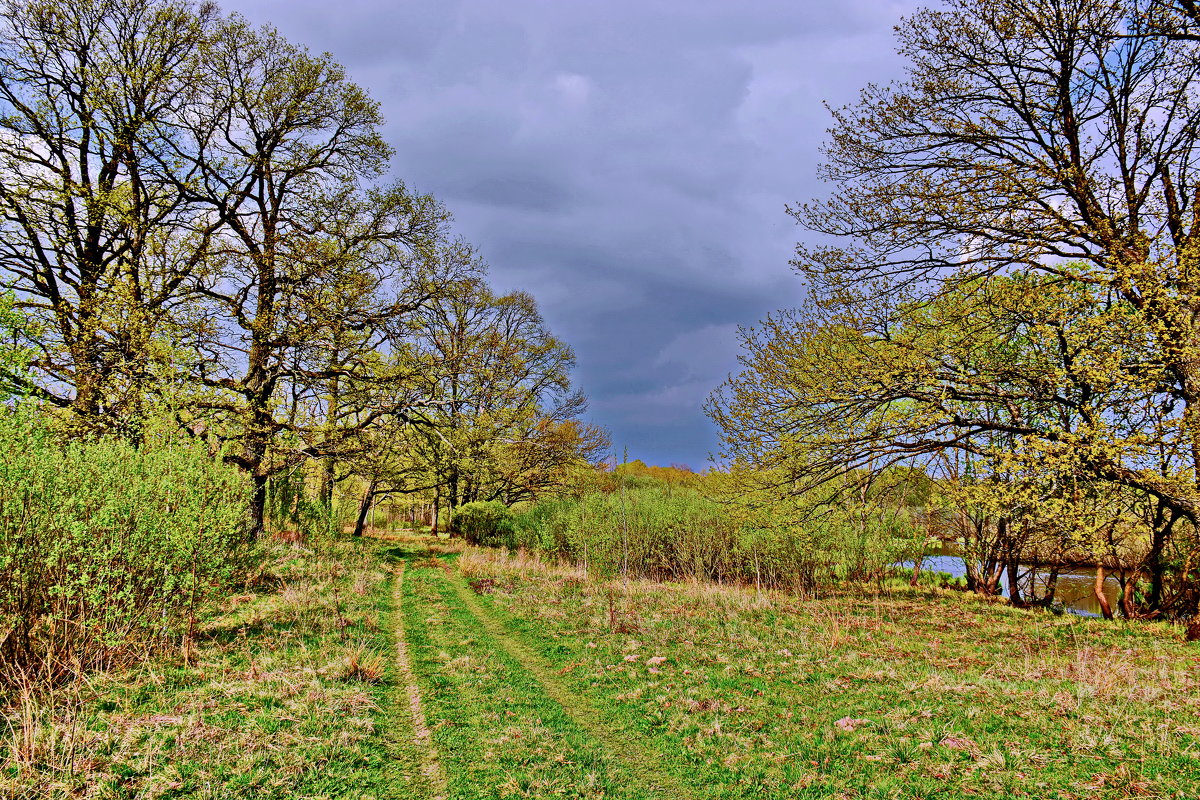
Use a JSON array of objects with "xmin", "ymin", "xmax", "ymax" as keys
[
  {"xmin": 199, "ymin": 617, "xmax": 306, "ymax": 645},
  {"xmin": 378, "ymin": 545, "xmax": 422, "ymax": 562},
  {"xmin": 376, "ymin": 536, "xmax": 463, "ymax": 566}
]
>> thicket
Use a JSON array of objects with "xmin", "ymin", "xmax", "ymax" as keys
[
  {"xmin": 0, "ymin": 408, "xmax": 250, "ymax": 690},
  {"xmin": 452, "ymin": 501, "xmax": 517, "ymax": 547},
  {"xmin": 501, "ymin": 468, "xmax": 925, "ymax": 592}
]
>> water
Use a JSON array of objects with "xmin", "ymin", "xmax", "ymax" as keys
[{"xmin": 902, "ymin": 554, "xmax": 1122, "ymax": 617}]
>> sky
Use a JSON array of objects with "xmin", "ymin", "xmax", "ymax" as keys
[{"xmin": 225, "ymin": 0, "xmax": 923, "ymax": 469}]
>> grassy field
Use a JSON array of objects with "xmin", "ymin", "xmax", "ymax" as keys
[
  {"xmin": 1, "ymin": 538, "xmax": 420, "ymax": 799},
  {"xmin": 5, "ymin": 532, "xmax": 1200, "ymax": 799},
  {"xmin": 446, "ymin": 546, "xmax": 1200, "ymax": 799}
]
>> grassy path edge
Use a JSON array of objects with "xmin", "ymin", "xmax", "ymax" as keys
[{"xmin": 446, "ymin": 569, "xmax": 700, "ymax": 800}]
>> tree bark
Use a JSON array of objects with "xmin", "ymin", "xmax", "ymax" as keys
[
  {"xmin": 248, "ymin": 473, "xmax": 268, "ymax": 542},
  {"xmin": 352, "ymin": 478, "xmax": 377, "ymax": 538},
  {"xmin": 1042, "ymin": 568, "xmax": 1059, "ymax": 607},
  {"xmin": 910, "ymin": 554, "xmax": 923, "ymax": 586},
  {"xmin": 1095, "ymin": 566, "xmax": 1114, "ymax": 620},
  {"xmin": 1006, "ymin": 558, "xmax": 1023, "ymax": 607}
]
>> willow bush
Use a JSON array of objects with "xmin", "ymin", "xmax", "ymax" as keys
[
  {"xmin": 0, "ymin": 408, "xmax": 250, "ymax": 689},
  {"xmin": 508, "ymin": 480, "xmax": 923, "ymax": 593},
  {"xmin": 511, "ymin": 485, "xmax": 772, "ymax": 584}
]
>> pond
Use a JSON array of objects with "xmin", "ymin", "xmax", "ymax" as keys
[{"xmin": 902, "ymin": 553, "xmax": 1122, "ymax": 617}]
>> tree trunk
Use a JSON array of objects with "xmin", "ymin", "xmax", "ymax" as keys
[
  {"xmin": 1094, "ymin": 566, "xmax": 1114, "ymax": 620},
  {"xmin": 1042, "ymin": 568, "xmax": 1059, "ymax": 607},
  {"xmin": 1006, "ymin": 557, "xmax": 1023, "ymax": 607},
  {"xmin": 964, "ymin": 559, "xmax": 979, "ymax": 593},
  {"xmin": 984, "ymin": 562, "xmax": 1003, "ymax": 596},
  {"xmin": 1148, "ymin": 506, "xmax": 1177, "ymax": 613},
  {"xmin": 319, "ymin": 458, "xmax": 336, "ymax": 510},
  {"xmin": 352, "ymin": 478, "xmax": 377, "ymax": 538},
  {"xmin": 1000, "ymin": 517, "xmax": 1025, "ymax": 606},
  {"xmin": 1120, "ymin": 572, "xmax": 1137, "ymax": 619},
  {"xmin": 319, "ymin": 367, "xmax": 340, "ymax": 509},
  {"xmin": 248, "ymin": 473, "xmax": 268, "ymax": 542}
]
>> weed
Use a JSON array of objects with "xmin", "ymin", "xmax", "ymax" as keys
[{"xmin": 342, "ymin": 644, "xmax": 388, "ymax": 684}]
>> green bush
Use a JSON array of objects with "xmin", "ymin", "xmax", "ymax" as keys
[
  {"xmin": 452, "ymin": 501, "xmax": 515, "ymax": 547},
  {"xmin": 0, "ymin": 407, "xmax": 250, "ymax": 689},
  {"xmin": 502, "ymin": 479, "xmax": 922, "ymax": 593},
  {"xmin": 511, "ymin": 497, "xmax": 574, "ymax": 552},
  {"xmin": 514, "ymin": 485, "xmax": 750, "ymax": 582}
]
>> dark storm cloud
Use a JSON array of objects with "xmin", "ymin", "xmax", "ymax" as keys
[{"xmin": 225, "ymin": 0, "xmax": 923, "ymax": 466}]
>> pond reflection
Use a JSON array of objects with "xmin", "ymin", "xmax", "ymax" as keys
[{"xmin": 902, "ymin": 554, "xmax": 1122, "ymax": 617}]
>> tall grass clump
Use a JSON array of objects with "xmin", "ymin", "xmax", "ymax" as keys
[{"xmin": 0, "ymin": 407, "xmax": 250, "ymax": 690}]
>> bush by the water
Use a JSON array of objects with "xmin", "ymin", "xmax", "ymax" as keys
[
  {"xmin": 0, "ymin": 408, "xmax": 250, "ymax": 688},
  {"xmin": 504, "ymin": 470, "xmax": 924, "ymax": 592}
]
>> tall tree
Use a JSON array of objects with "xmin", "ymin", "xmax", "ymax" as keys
[
  {"xmin": 707, "ymin": 267, "xmax": 1200, "ymax": 610},
  {"xmin": 401, "ymin": 279, "xmax": 606, "ymax": 520},
  {"xmin": 791, "ymin": 0, "xmax": 1200, "ymax": 523},
  {"xmin": 166, "ymin": 16, "xmax": 456, "ymax": 537},
  {"xmin": 0, "ymin": 0, "xmax": 217, "ymax": 433}
]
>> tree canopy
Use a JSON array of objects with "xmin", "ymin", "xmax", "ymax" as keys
[
  {"xmin": 0, "ymin": 0, "xmax": 604, "ymax": 537},
  {"xmin": 711, "ymin": 0, "xmax": 1200, "ymax": 617}
]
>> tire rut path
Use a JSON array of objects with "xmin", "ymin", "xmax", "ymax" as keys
[
  {"xmin": 445, "ymin": 570, "xmax": 698, "ymax": 800},
  {"xmin": 393, "ymin": 562, "xmax": 449, "ymax": 800}
]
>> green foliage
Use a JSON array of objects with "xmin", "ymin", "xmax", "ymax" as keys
[
  {"xmin": 502, "ymin": 466, "xmax": 931, "ymax": 593},
  {"xmin": 752, "ymin": 0, "xmax": 1200, "ymax": 616},
  {"xmin": 0, "ymin": 291, "xmax": 34, "ymax": 400},
  {"xmin": 452, "ymin": 501, "xmax": 516, "ymax": 547},
  {"xmin": 572, "ymin": 485, "xmax": 738, "ymax": 580},
  {"xmin": 510, "ymin": 496, "xmax": 575, "ymax": 553},
  {"xmin": 266, "ymin": 470, "xmax": 335, "ymax": 542},
  {"xmin": 0, "ymin": 407, "xmax": 251, "ymax": 689}
]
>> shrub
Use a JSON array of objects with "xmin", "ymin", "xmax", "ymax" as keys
[
  {"xmin": 511, "ymin": 497, "xmax": 574, "ymax": 552},
  {"xmin": 452, "ymin": 501, "xmax": 515, "ymax": 547},
  {"xmin": 501, "ymin": 480, "xmax": 922, "ymax": 594},
  {"xmin": 0, "ymin": 407, "xmax": 250, "ymax": 689}
]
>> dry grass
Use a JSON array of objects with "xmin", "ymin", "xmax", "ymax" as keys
[
  {"xmin": 0, "ymin": 540, "xmax": 403, "ymax": 800},
  {"xmin": 457, "ymin": 544, "xmax": 586, "ymax": 580}
]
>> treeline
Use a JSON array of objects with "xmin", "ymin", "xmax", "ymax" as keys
[
  {"xmin": 0, "ymin": 0, "xmax": 602, "ymax": 685},
  {"xmin": 707, "ymin": 0, "xmax": 1200, "ymax": 621},
  {"xmin": 0, "ymin": 0, "xmax": 603, "ymax": 531},
  {"xmin": 424, "ymin": 0, "xmax": 1200, "ymax": 626}
]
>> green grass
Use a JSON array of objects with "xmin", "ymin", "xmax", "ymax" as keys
[
  {"xmin": 452, "ymin": 546, "xmax": 1200, "ymax": 799},
  {"xmin": 399, "ymin": 554, "xmax": 650, "ymax": 798},
  {"xmin": 7, "ymin": 532, "xmax": 1200, "ymax": 799},
  {"xmin": 1, "ymin": 537, "xmax": 421, "ymax": 799}
]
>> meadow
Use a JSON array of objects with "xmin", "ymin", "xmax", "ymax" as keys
[{"xmin": 8, "ymin": 531, "xmax": 1199, "ymax": 799}]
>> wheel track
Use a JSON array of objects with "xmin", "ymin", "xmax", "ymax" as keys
[
  {"xmin": 443, "ymin": 569, "xmax": 698, "ymax": 800},
  {"xmin": 392, "ymin": 562, "xmax": 449, "ymax": 800}
]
